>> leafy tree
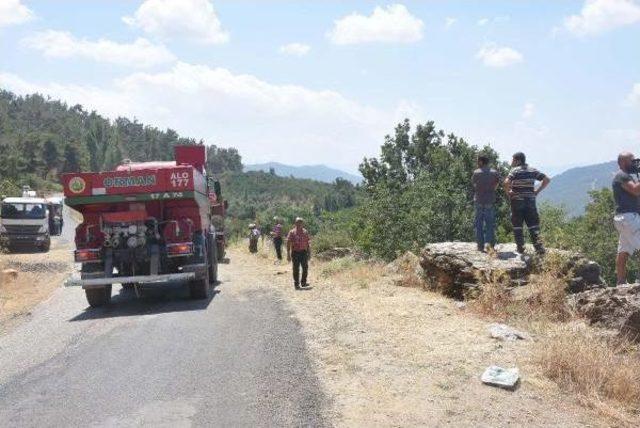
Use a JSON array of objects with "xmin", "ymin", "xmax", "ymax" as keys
[
  {"xmin": 206, "ymin": 145, "xmax": 243, "ymax": 175},
  {"xmin": 357, "ymin": 119, "xmax": 509, "ymax": 259}
]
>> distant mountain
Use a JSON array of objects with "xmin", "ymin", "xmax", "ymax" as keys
[
  {"xmin": 538, "ymin": 161, "xmax": 617, "ymax": 216},
  {"xmin": 244, "ymin": 162, "xmax": 362, "ymax": 184}
]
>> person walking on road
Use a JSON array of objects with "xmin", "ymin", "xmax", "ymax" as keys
[
  {"xmin": 271, "ymin": 217, "xmax": 284, "ymax": 263},
  {"xmin": 504, "ymin": 152, "xmax": 550, "ymax": 255},
  {"xmin": 287, "ymin": 217, "xmax": 311, "ymax": 290},
  {"xmin": 472, "ymin": 154, "xmax": 500, "ymax": 252},
  {"xmin": 248, "ymin": 223, "xmax": 260, "ymax": 254},
  {"xmin": 612, "ymin": 152, "xmax": 640, "ymax": 285}
]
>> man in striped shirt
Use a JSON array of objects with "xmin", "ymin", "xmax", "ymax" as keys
[{"xmin": 504, "ymin": 152, "xmax": 551, "ymax": 255}]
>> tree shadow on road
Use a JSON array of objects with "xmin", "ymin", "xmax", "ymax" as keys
[{"xmin": 68, "ymin": 281, "xmax": 221, "ymax": 321}]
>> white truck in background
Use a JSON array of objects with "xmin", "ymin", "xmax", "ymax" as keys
[{"xmin": 0, "ymin": 186, "xmax": 52, "ymax": 252}]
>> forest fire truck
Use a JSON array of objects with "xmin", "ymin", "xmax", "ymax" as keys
[{"xmin": 63, "ymin": 145, "xmax": 227, "ymax": 307}]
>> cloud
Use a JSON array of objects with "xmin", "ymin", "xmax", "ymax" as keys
[
  {"xmin": 522, "ymin": 102, "xmax": 535, "ymax": 119},
  {"xmin": 0, "ymin": 0, "xmax": 34, "ymax": 28},
  {"xmin": 628, "ymin": 82, "xmax": 640, "ymax": 105},
  {"xmin": 327, "ymin": 4, "xmax": 424, "ymax": 45},
  {"xmin": 476, "ymin": 44, "xmax": 523, "ymax": 68},
  {"xmin": 477, "ymin": 16, "xmax": 509, "ymax": 26},
  {"xmin": 279, "ymin": 42, "xmax": 311, "ymax": 56},
  {"xmin": 445, "ymin": 17, "xmax": 457, "ymax": 29},
  {"xmin": 564, "ymin": 0, "xmax": 640, "ymax": 36},
  {"xmin": 123, "ymin": 0, "xmax": 229, "ymax": 44},
  {"xmin": 0, "ymin": 63, "xmax": 415, "ymax": 169},
  {"xmin": 22, "ymin": 30, "xmax": 175, "ymax": 68}
]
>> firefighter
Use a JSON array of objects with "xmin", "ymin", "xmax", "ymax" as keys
[{"xmin": 286, "ymin": 217, "xmax": 311, "ymax": 290}]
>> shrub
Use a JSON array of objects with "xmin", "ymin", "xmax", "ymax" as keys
[{"xmin": 313, "ymin": 229, "xmax": 355, "ymax": 254}]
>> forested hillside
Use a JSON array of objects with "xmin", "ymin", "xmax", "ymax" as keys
[
  {"xmin": 538, "ymin": 161, "xmax": 617, "ymax": 216},
  {"xmin": 244, "ymin": 162, "xmax": 361, "ymax": 184},
  {"xmin": 0, "ymin": 89, "xmax": 241, "ymax": 194},
  {"xmin": 0, "ymin": 89, "xmax": 357, "ymax": 238}
]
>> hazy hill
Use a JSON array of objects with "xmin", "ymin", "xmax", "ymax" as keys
[
  {"xmin": 245, "ymin": 162, "xmax": 361, "ymax": 184},
  {"xmin": 539, "ymin": 161, "xmax": 617, "ymax": 216}
]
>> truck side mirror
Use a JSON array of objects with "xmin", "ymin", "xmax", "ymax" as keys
[
  {"xmin": 214, "ymin": 181, "xmax": 222, "ymax": 198},
  {"xmin": 224, "ymin": 200, "xmax": 229, "ymax": 210}
]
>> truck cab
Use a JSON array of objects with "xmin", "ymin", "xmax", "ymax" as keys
[{"xmin": 0, "ymin": 196, "xmax": 51, "ymax": 252}]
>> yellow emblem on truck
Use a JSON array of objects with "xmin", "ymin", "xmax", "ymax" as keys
[{"xmin": 69, "ymin": 177, "xmax": 86, "ymax": 194}]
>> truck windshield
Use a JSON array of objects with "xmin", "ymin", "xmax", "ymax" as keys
[{"xmin": 1, "ymin": 203, "xmax": 47, "ymax": 219}]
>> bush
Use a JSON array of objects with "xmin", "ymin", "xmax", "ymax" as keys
[{"xmin": 313, "ymin": 229, "xmax": 354, "ymax": 254}]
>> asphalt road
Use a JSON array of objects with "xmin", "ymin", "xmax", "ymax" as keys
[{"xmin": 0, "ymin": 249, "xmax": 329, "ymax": 427}]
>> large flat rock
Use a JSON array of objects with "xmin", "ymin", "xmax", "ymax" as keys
[{"xmin": 569, "ymin": 284, "xmax": 640, "ymax": 341}]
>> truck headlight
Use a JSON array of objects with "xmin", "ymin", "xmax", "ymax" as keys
[
  {"xmin": 38, "ymin": 225, "xmax": 48, "ymax": 234},
  {"xmin": 0, "ymin": 224, "xmax": 5, "ymax": 233}
]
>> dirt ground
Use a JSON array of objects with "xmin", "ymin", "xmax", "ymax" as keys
[
  {"xmin": 0, "ymin": 240, "xmax": 73, "ymax": 333},
  {"xmin": 234, "ymin": 245, "xmax": 623, "ymax": 427}
]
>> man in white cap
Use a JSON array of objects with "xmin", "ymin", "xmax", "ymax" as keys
[{"xmin": 287, "ymin": 217, "xmax": 311, "ymax": 289}]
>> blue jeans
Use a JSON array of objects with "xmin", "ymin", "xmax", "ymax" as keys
[{"xmin": 475, "ymin": 203, "xmax": 496, "ymax": 249}]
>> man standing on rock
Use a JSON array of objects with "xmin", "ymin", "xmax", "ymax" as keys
[
  {"xmin": 472, "ymin": 154, "xmax": 500, "ymax": 252},
  {"xmin": 504, "ymin": 152, "xmax": 550, "ymax": 255},
  {"xmin": 287, "ymin": 217, "xmax": 311, "ymax": 290},
  {"xmin": 612, "ymin": 152, "xmax": 640, "ymax": 285}
]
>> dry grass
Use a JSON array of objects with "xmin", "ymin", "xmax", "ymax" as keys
[
  {"xmin": 394, "ymin": 272, "xmax": 425, "ymax": 288},
  {"xmin": 535, "ymin": 325, "xmax": 640, "ymax": 420},
  {"xmin": 469, "ymin": 253, "xmax": 640, "ymax": 420},
  {"xmin": 470, "ymin": 255, "xmax": 572, "ymax": 323},
  {"xmin": 318, "ymin": 256, "xmax": 384, "ymax": 289},
  {"xmin": 0, "ymin": 244, "xmax": 73, "ymax": 332}
]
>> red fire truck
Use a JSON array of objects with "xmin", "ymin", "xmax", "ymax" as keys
[{"xmin": 63, "ymin": 145, "xmax": 226, "ymax": 307}]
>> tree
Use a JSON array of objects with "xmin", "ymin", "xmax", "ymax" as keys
[
  {"xmin": 357, "ymin": 119, "xmax": 509, "ymax": 260},
  {"xmin": 206, "ymin": 145, "xmax": 243, "ymax": 175}
]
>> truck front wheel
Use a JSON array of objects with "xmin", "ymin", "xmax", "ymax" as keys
[{"xmin": 85, "ymin": 285, "xmax": 112, "ymax": 307}]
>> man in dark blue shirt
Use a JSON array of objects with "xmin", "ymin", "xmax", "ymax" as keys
[{"xmin": 504, "ymin": 152, "xmax": 551, "ymax": 255}]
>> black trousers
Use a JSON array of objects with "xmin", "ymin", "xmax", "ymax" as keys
[
  {"xmin": 510, "ymin": 198, "xmax": 543, "ymax": 250},
  {"xmin": 292, "ymin": 250, "xmax": 309, "ymax": 286},
  {"xmin": 273, "ymin": 237, "xmax": 283, "ymax": 260}
]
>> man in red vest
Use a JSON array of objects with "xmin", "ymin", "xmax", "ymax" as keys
[{"xmin": 287, "ymin": 217, "xmax": 311, "ymax": 290}]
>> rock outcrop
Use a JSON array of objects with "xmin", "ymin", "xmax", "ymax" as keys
[
  {"xmin": 419, "ymin": 242, "xmax": 604, "ymax": 299},
  {"xmin": 385, "ymin": 251, "xmax": 425, "ymax": 287},
  {"xmin": 569, "ymin": 284, "xmax": 640, "ymax": 341}
]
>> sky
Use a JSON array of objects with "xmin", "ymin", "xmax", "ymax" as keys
[{"xmin": 0, "ymin": 0, "xmax": 639, "ymax": 175}]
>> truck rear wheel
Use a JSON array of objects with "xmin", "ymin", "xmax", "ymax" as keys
[
  {"xmin": 85, "ymin": 285, "xmax": 112, "ymax": 307},
  {"xmin": 209, "ymin": 237, "xmax": 218, "ymax": 285},
  {"xmin": 189, "ymin": 275, "xmax": 209, "ymax": 299}
]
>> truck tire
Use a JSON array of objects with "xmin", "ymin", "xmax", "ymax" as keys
[
  {"xmin": 216, "ymin": 239, "xmax": 225, "ymax": 262},
  {"xmin": 209, "ymin": 235, "xmax": 218, "ymax": 285},
  {"xmin": 189, "ymin": 274, "xmax": 209, "ymax": 299},
  {"xmin": 189, "ymin": 245, "xmax": 210, "ymax": 300},
  {"xmin": 85, "ymin": 285, "xmax": 112, "ymax": 307}
]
